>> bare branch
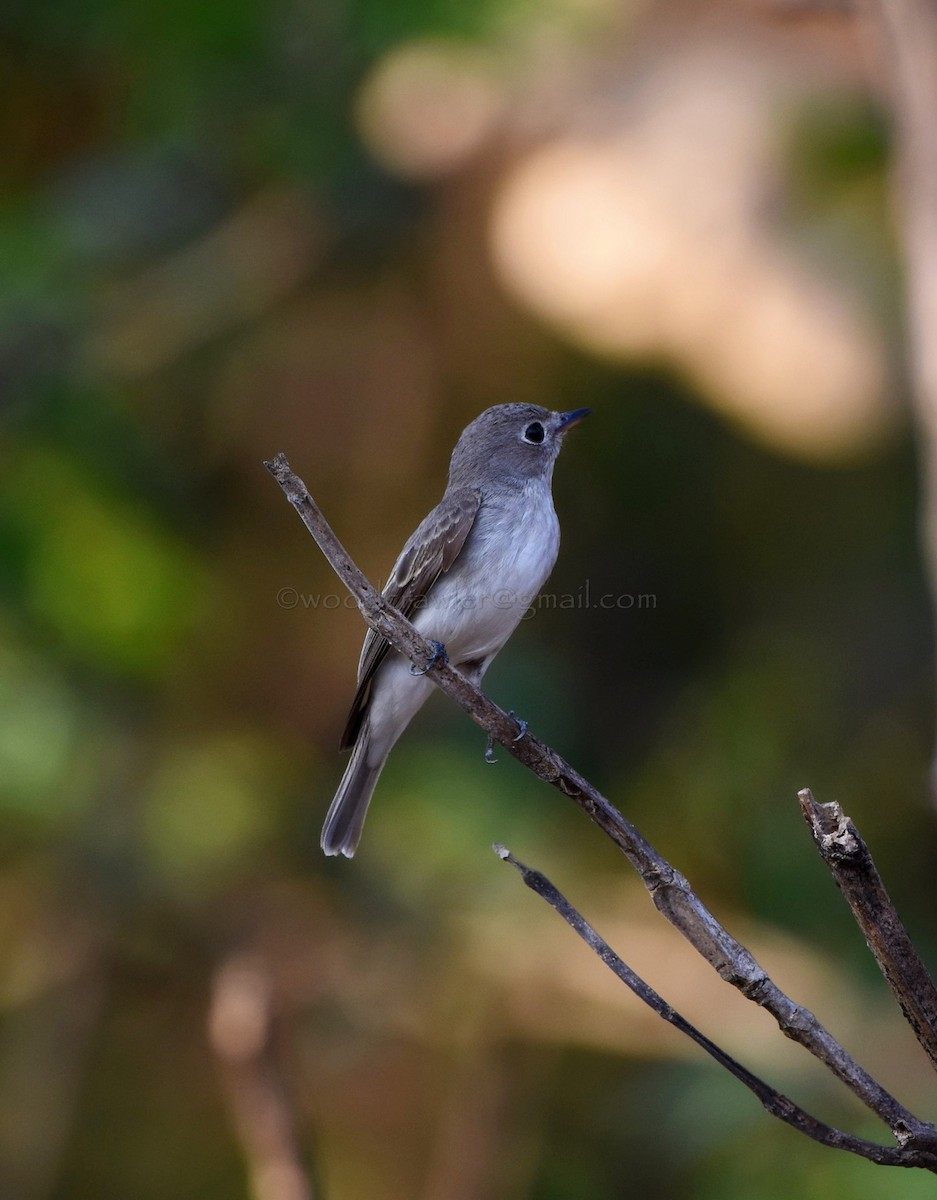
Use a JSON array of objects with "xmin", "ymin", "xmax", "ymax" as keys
[
  {"xmin": 800, "ymin": 789, "xmax": 937, "ymax": 1071},
  {"xmin": 209, "ymin": 954, "xmax": 317, "ymax": 1200},
  {"xmin": 265, "ymin": 453, "xmax": 937, "ymax": 1156},
  {"xmin": 494, "ymin": 844, "xmax": 937, "ymax": 1171}
]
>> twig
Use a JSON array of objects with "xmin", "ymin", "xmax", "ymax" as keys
[
  {"xmin": 494, "ymin": 844, "xmax": 937, "ymax": 1170},
  {"xmin": 800, "ymin": 789, "xmax": 937, "ymax": 1071},
  {"xmin": 265, "ymin": 452, "xmax": 937, "ymax": 1158},
  {"xmin": 209, "ymin": 954, "xmax": 317, "ymax": 1200}
]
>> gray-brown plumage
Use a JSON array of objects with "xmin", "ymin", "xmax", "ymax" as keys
[
  {"xmin": 339, "ymin": 486, "xmax": 481, "ymax": 752},
  {"xmin": 322, "ymin": 403, "xmax": 589, "ymax": 857}
]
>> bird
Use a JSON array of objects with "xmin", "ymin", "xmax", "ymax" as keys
[{"xmin": 321, "ymin": 403, "xmax": 590, "ymax": 857}]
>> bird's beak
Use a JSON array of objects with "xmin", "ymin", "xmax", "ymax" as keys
[{"xmin": 555, "ymin": 407, "xmax": 591, "ymax": 433}]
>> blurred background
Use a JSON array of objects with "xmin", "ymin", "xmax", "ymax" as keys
[{"xmin": 3, "ymin": 0, "xmax": 937, "ymax": 1196}]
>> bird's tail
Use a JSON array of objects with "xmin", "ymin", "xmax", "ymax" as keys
[{"xmin": 320, "ymin": 724, "xmax": 385, "ymax": 858}]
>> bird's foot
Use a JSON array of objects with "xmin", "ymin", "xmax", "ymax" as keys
[
  {"xmin": 409, "ymin": 640, "xmax": 449, "ymax": 676},
  {"xmin": 485, "ymin": 712, "xmax": 528, "ymax": 765}
]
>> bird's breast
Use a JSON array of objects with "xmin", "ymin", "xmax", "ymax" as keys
[{"xmin": 413, "ymin": 482, "xmax": 560, "ymax": 663}]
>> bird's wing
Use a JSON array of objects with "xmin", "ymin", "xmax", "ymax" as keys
[{"xmin": 339, "ymin": 486, "xmax": 482, "ymax": 750}]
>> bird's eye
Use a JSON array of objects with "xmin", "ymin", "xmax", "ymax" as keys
[{"xmin": 523, "ymin": 421, "xmax": 545, "ymax": 445}]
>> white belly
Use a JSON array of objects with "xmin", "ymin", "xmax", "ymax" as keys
[
  {"xmin": 413, "ymin": 482, "xmax": 560, "ymax": 666},
  {"xmin": 365, "ymin": 481, "xmax": 560, "ymax": 762}
]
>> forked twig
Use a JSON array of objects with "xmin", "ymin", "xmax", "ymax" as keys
[
  {"xmin": 494, "ymin": 844, "xmax": 937, "ymax": 1170},
  {"xmin": 265, "ymin": 452, "xmax": 937, "ymax": 1166}
]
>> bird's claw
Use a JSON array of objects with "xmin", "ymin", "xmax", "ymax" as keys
[
  {"xmin": 485, "ymin": 712, "xmax": 528, "ymax": 765},
  {"xmin": 409, "ymin": 640, "xmax": 449, "ymax": 676}
]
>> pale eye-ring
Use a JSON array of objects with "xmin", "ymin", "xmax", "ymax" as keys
[{"xmin": 523, "ymin": 421, "xmax": 545, "ymax": 445}]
